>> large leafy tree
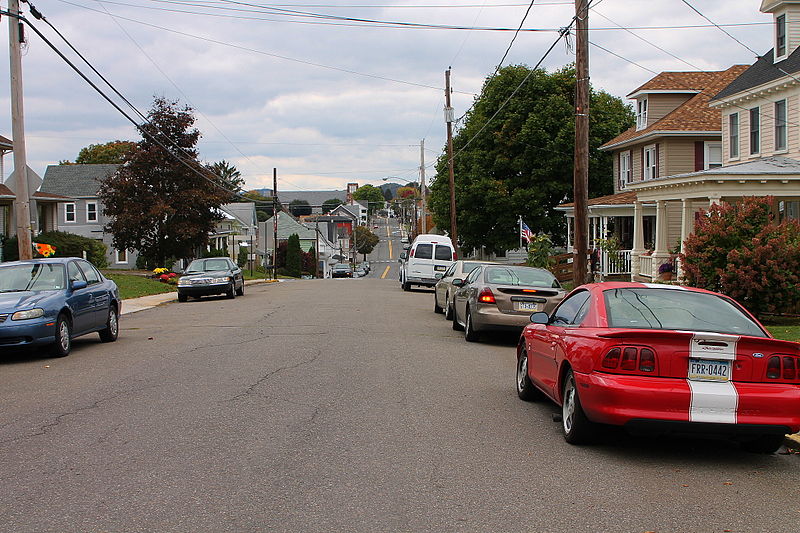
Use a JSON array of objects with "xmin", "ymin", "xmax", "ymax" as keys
[
  {"xmin": 207, "ymin": 160, "xmax": 244, "ymax": 196},
  {"xmin": 428, "ymin": 64, "xmax": 633, "ymax": 254},
  {"xmin": 352, "ymin": 184, "xmax": 385, "ymax": 214},
  {"xmin": 322, "ymin": 198, "xmax": 343, "ymax": 213},
  {"xmin": 353, "ymin": 225, "xmax": 379, "ymax": 260},
  {"xmin": 285, "ymin": 233, "xmax": 302, "ymax": 277},
  {"xmin": 98, "ymin": 97, "xmax": 231, "ymax": 267},
  {"xmin": 289, "ymin": 199, "xmax": 312, "ymax": 216},
  {"xmin": 61, "ymin": 140, "xmax": 136, "ymax": 165}
]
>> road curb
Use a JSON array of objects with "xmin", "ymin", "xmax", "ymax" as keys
[{"xmin": 121, "ymin": 278, "xmax": 280, "ymax": 315}]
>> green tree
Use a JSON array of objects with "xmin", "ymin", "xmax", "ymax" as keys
[
  {"xmin": 285, "ymin": 233, "xmax": 302, "ymax": 277},
  {"xmin": 354, "ymin": 225, "xmax": 379, "ymax": 260},
  {"xmin": 98, "ymin": 97, "xmax": 231, "ymax": 267},
  {"xmin": 382, "ymin": 187, "xmax": 394, "ymax": 201},
  {"xmin": 428, "ymin": 64, "xmax": 633, "ymax": 254},
  {"xmin": 289, "ymin": 199, "xmax": 312, "ymax": 217},
  {"xmin": 207, "ymin": 160, "xmax": 244, "ymax": 197},
  {"xmin": 322, "ymin": 198, "xmax": 343, "ymax": 213},
  {"xmin": 352, "ymin": 184, "xmax": 385, "ymax": 215},
  {"xmin": 64, "ymin": 140, "xmax": 136, "ymax": 165}
]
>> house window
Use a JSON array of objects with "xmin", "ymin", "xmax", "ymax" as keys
[
  {"xmin": 86, "ymin": 201, "xmax": 98, "ymax": 222},
  {"xmin": 636, "ymin": 98, "xmax": 648, "ymax": 130},
  {"xmin": 115, "ymin": 249, "xmax": 128, "ymax": 264},
  {"xmin": 729, "ymin": 113, "xmax": 739, "ymax": 159},
  {"xmin": 65, "ymin": 203, "xmax": 76, "ymax": 223},
  {"xmin": 704, "ymin": 142, "xmax": 722, "ymax": 169},
  {"xmin": 777, "ymin": 14, "xmax": 787, "ymax": 58},
  {"xmin": 619, "ymin": 151, "xmax": 631, "ymax": 189},
  {"xmin": 749, "ymin": 107, "xmax": 760, "ymax": 154},
  {"xmin": 775, "ymin": 99, "xmax": 787, "ymax": 151},
  {"xmin": 643, "ymin": 144, "xmax": 657, "ymax": 180}
]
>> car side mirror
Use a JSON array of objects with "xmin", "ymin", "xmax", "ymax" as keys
[
  {"xmin": 435, "ymin": 273, "xmax": 443, "ymax": 280},
  {"xmin": 529, "ymin": 312, "xmax": 549, "ymax": 324},
  {"xmin": 452, "ymin": 278, "xmax": 464, "ymax": 287},
  {"xmin": 71, "ymin": 280, "xmax": 87, "ymax": 291},
  {"xmin": 400, "ymin": 252, "xmax": 407, "ymax": 260}
]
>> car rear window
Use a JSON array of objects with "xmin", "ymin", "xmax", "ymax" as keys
[
  {"xmin": 604, "ymin": 288, "xmax": 767, "ymax": 337},
  {"xmin": 415, "ymin": 243, "xmax": 433, "ymax": 259},
  {"xmin": 435, "ymin": 245, "xmax": 452, "ymax": 261},
  {"xmin": 484, "ymin": 266, "xmax": 560, "ymax": 288}
]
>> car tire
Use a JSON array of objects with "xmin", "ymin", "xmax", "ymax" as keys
[
  {"xmin": 51, "ymin": 313, "xmax": 72, "ymax": 358},
  {"xmin": 741, "ymin": 435, "xmax": 785, "ymax": 454},
  {"xmin": 452, "ymin": 306, "xmax": 464, "ymax": 331},
  {"xmin": 178, "ymin": 293, "xmax": 188, "ymax": 302},
  {"xmin": 516, "ymin": 348, "xmax": 542, "ymax": 401},
  {"xmin": 236, "ymin": 281, "xmax": 244, "ymax": 296},
  {"xmin": 562, "ymin": 369, "xmax": 594, "ymax": 444},
  {"xmin": 98, "ymin": 305, "xmax": 119, "ymax": 343},
  {"xmin": 402, "ymin": 280, "xmax": 411, "ymax": 291},
  {"xmin": 445, "ymin": 296, "xmax": 453, "ymax": 320},
  {"xmin": 464, "ymin": 308, "xmax": 480, "ymax": 342},
  {"xmin": 227, "ymin": 283, "xmax": 236, "ymax": 299},
  {"xmin": 434, "ymin": 295, "xmax": 443, "ymax": 314}
]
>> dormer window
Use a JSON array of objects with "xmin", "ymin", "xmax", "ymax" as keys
[
  {"xmin": 777, "ymin": 14, "xmax": 787, "ymax": 58},
  {"xmin": 636, "ymin": 98, "xmax": 648, "ymax": 130}
]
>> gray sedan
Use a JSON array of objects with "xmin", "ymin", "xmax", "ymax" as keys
[{"xmin": 433, "ymin": 260, "xmax": 494, "ymax": 320}]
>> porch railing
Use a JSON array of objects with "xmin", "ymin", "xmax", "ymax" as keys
[
  {"xmin": 600, "ymin": 250, "xmax": 632, "ymax": 276},
  {"xmin": 639, "ymin": 254, "xmax": 654, "ymax": 279}
]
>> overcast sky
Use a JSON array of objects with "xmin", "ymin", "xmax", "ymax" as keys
[{"xmin": 0, "ymin": 0, "xmax": 773, "ymax": 192}]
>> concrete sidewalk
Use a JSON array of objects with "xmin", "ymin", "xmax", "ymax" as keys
[{"xmin": 121, "ymin": 278, "xmax": 278, "ymax": 315}]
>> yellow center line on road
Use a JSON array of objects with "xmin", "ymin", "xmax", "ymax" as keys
[
  {"xmin": 388, "ymin": 238, "xmax": 393, "ymax": 260},
  {"xmin": 380, "ymin": 265, "xmax": 391, "ymax": 279}
]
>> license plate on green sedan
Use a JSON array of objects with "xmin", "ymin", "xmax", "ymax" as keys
[
  {"xmin": 688, "ymin": 359, "xmax": 731, "ymax": 382},
  {"xmin": 515, "ymin": 301, "xmax": 542, "ymax": 312}
]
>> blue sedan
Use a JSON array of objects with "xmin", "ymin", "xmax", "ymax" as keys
[{"xmin": 0, "ymin": 258, "xmax": 122, "ymax": 357}]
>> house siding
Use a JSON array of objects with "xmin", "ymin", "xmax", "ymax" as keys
[
  {"xmin": 788, "ymin": 7, "xmax": 800, "ymax": 56},
  {"xmin": 646, "ymin": 94, "xmax": 694, "ymax": 126}
]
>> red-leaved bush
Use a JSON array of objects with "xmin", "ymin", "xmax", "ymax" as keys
[{"xmin": 680, "ymin": 196, "xmax": 800, "ymax": 318}]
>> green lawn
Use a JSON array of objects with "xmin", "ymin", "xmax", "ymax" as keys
[
  {"xmin": 763, "ymin": 316, "xmax": 800, "ymax": 342},
  {"xmin": 104, "ymin": 272, "xmax": 176, "ymax": 300}
]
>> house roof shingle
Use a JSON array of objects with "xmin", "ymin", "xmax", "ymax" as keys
[
  {"xmin": 558, "ymin": 190, "xmax": 638, "ymax": 209},
  {"xmin": 601, "ymin": 66, "xmax": 749, "ymax": 150},
  {"xmin": 40, "ymin": 164, "xmax": 120, "ymax": 197},
  {"xmin": 713, "ymin": 47, "xmax": 800, "ymax": 101}
]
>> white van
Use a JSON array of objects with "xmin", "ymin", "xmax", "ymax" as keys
[{"xmin": 399, "ymin": 234, "xmax": 455, "ymax": 291}]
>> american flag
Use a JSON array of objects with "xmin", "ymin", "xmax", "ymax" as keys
[{"xmin": 520, "ymin": 220, "xmax": 533, "ymax": 245}]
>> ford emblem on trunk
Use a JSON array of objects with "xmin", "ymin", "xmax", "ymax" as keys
[{"xmin": 752, "ymin": 353, "xmax": 765, "ymax": 358}]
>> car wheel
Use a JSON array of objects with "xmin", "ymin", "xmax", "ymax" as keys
[
  {"xmin": 51, "ymin": 313, "xmax": 72, "ymax": 358},
  {"xmin": 464, "ymin": 307, "xmax": 480, "ymax": 342},
  {"xmin": 452, "ymin": 305, "xmax": 464, "ymax": 331},
  {"xmin": 227, "ymin": 282, "xmax": 236, "ymax": 299},
  {"xmin": 178, "ymin": 293, "xmax": 188, "ymax": 302},
  {"xmin": 516, "ymin": 348, "xmax": 542, "ymax": 401},
  {"xmin": 434, "ymin": 294, "xmax": 443, "ymax": 314},
  {"xmin": 236, "ymin": 281, "xmax": 245, "ymax": 296},
  {"xmin": 98, "ymin": 305, "xmax": 119, "ymax": 343},
  {"xmin": 741, "ymin": 435, "xmax": 785, "ymax": 454},
  {"xmin": 402, "ymin": 280, "xmax": 410, "ymax": 291},
  {"xmin": 445, "ymin": 296, "xmax": 453, "ymax": 320},
  {"xmin": 562, "ymin": 369, "xmax": 594, "ymax": 444}
]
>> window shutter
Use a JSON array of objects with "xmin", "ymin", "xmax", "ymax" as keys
[
  {"xmin": 694, "ymin": 141, "xmax": 704, "ymax": 171},
  {"xmin": 617, "ymin": 152, "xmax": 621, "ymax": 190},
  {"xmin": 641, "ymin": 147, "xmax": 645, "ymax": 181},
  {"xmin": 655, "ymin": 144, "xmax": 660, "ymax": 178}
]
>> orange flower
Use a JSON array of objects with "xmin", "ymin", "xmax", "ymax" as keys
[{"xmin": 33, "ymin": 242, "xmax": 56, "ymax": 257}]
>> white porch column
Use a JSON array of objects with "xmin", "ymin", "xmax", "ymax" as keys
[
  {"xmin": 709, "ymin": 194, "xmax": 722, "ymax": 207},
  {"xmin": 651, "ymin": 200, "xmax": 671, "ymax": 279},
  {"xmin": 566, "ymin": 216, "xmax": 572, "ymax": 252},
  {"xmin": 631, "ymin": 200, "xmax": 644, "ymax": 279},
  {"xmin": 680, "ymin": 198, "xmax": 694, "ymax": 254}
]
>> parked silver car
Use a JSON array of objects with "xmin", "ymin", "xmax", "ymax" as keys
[{"xmin": 433, "ymin": 260, "xmax": 495, "ymax": 320}]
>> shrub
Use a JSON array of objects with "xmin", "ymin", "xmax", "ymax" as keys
[
  {"xmin": 526, "ymin": 233, "xmax": 554, "ymax": 269},
  {"xmin": 202, "ymin": 248, "xmax": 228, "ymax": 258},
  {"xmin": 680, "ymin": 196, "xmax": 800, "ymax": 318},
  {"xmin": 3, "ymin": 231, "xmax": 108, "ymax": 268},
  {"xmin": 285, "ymin": 233, "xmax": 302, "ymax": 278},
  {"xmin": 658, "ymin": 261, "xmax": 674, "ymax": 274},
  {"xmin": 237, "ymin": 247, "xmax": 248, "ymax": 267}
]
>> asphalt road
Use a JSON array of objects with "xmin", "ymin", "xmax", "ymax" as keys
[{"xmin": 1, "ymin": 275, "xmax": 799, "ymax": 532}]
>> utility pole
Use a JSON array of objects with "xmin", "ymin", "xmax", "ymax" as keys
[
  {"xmin": 272, "ymin": 168, "xmax": 278, "ymax": 280},
  {"xmin": 445, "ymin": 68, "xmax": 459, "ymax": 257},
  {"xmin": 9, "ymin": 0, "xmax": 32, "ymax": 260},
  {"xmin": 419, "ymin": 139, "xmax": 426, "ymax": 234},
  {"xmin": 573, "ymin": 0, "xmax": 590, "ymax": 285}
]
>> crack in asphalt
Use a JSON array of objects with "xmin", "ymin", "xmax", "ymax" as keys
[
  {"xmin": 227, "ymin": 348, "xmax": 322, "ymax": 402},
  {"xmin": 0, "ymin": 384, "xmax": 161, "ymax": 446}
]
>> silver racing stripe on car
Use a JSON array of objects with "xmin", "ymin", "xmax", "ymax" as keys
[{"xmin": 687, "ymin": 332, "xmax": 740, "ymax": 424}]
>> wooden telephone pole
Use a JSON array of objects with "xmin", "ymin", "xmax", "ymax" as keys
[
  {"xmin": 573, "ymin": 0, "xmax": 590, "ymax": 285},
  {"xmin": 445, "ymin": 69, "xmax": 459, "ymax": 257},
  {"xmin": 272, "ymin": 168, "xmax": 278, "ymax": 280},
  {"xmin": 9, "ymin": 0, "xmax": 32, "ymax": 259}
]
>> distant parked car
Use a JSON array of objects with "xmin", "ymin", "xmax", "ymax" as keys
[
  {"xmin": 177, "ymin": 257, "xmax": 244, "ymax": 302},
  {"xmin": 0, "ymin": 258, "xmax": 121, "ymax": 357},
  {"xmin": 434, "ymin": 260, "xmax": 495, "ymax": 319},
  {"xmin": 331, "ymin": 264, "xmax": 353, "ymax": 278},
  {"xmin": 451, "ymin": 265, "xmax": 566, "ymax": 342},
  {"xmin": 354, "ymin": 264, "xmax": 368, "ymax": 277},
  {"xmin": 517, "ymin": 282, "xmax": 800, "ymax": 453}
]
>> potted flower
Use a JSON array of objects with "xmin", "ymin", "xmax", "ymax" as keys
[{"xmin": 658, "ymin": 261, "xmax": 674, "ymax": 281}]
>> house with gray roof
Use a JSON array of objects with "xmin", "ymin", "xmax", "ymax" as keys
[{"xmin": 259, "ymin": 211, "xmax": 337, "ymax": 276}]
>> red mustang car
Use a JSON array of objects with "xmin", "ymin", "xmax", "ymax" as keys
[{"xmin": 516, "ymin": 282, "xmax": 800, "ymax": 453}]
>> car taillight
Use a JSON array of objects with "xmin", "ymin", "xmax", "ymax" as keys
[
  {"xmin": 600, "ymin": 346, "xmax": 657, "ymax": 374},
  {"xmin": 477, "ymin": 287, "xmax": 496, "ymax": 304},
  {"xmin": 766, "ymin": 355, "xmax": 800, "ymax": 381},
  {"xmin": 602, "ymin": 347, "xmax": 620, "ymax": 369},
  {"xmin": 410, "ymin": 249, "xmax": 415, "ymax": 258},
  {"xmin": 452, "ymin": 251, "xmax": 457, "ymax": 260}
]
